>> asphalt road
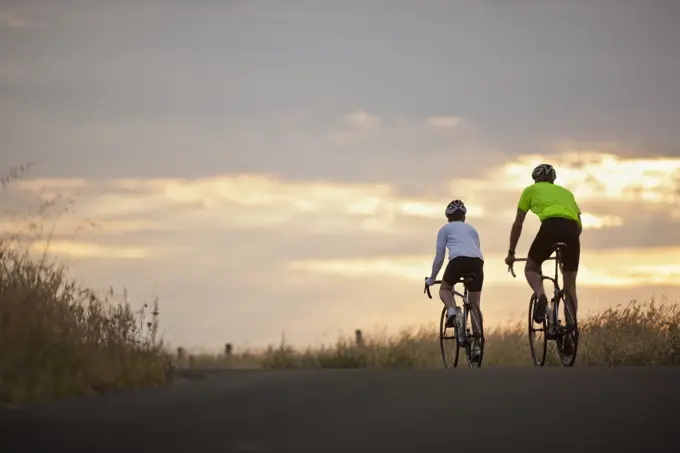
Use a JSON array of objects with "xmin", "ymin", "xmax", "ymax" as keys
[{"xmin": 1, "ymin": 367, "xmax": 679, "ymax": 452}]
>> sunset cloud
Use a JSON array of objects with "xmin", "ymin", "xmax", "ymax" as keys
[
  {"xmin": 9, "ymin": 174, "xmax": 486, "ymax": 239},
  {"xmin": 287, "ymin": 246, "xmax": 680, "ymax": 289},
  {"xmin": 8, "ymin": 150, "xmax": 680, "ymax": 250},
  {"xmin": 579, "ymin": 213, "xmax": 624, "ymax": 229},
  {"xmin": 500, "ymin": 152, "xmax": 680, "ymax": 206},
  {"xmin": 28, "ymin": 240, "xmax": 158, "ymax": 259}
]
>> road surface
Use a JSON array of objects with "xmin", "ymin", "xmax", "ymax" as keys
[{"xmin": 1, "ymin": 367, "xmax": 679, "ymax": 452}]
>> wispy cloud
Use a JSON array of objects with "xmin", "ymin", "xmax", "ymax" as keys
[
  {"xmin": 343, "ymin": 110, "xmax": 381, "ymax": 129},
  {"xmin": 287, "ymin": 246, "xmax": 680, "ymax": 288},
  {"xmin": 12, "ymin": 174, "xmax": 484, "ymax": 236},
  {"xmin": 15, "ymin": 178, "xmax": 89, "ymax": 191},
  {"xmin": 28, "ymin": 240, "xmax": 160, "ymax": 259},
  {"xmin": 444, "ymin": 151, "xmax": 680, "ymax": 222},
  {"xmin": 11, "ymin": 149, "xmax": 680, "ymax": 245},
  {"xmin": 501, "ymin": 152, "xmax": 680, "ymax": 206},
  {"xmin": 579, "ymin": 213, "xmax": 624, "ymax": 229},
  {"xmin": 426, "ymin": 116, "xmax": 461, "ymax": 128}
]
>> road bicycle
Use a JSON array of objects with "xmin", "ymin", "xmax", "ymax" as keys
[
  {"xmin": 507, "ymin": 242, "xmax": 579, "ymax": 367},
  {"xmin": 424, "ymin": 274, "xmax": 485, "ymax": 368}
]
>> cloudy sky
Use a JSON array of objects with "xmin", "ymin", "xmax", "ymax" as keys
[{"xmin": 2, "ymin": 0, "xmax": 679, "ymax": 352}]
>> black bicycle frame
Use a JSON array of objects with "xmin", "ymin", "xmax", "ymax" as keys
[{"xmin": 508, "ymin": 243, "xmax": 565, "ymax": 294}]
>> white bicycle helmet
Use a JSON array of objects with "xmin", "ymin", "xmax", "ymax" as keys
[
  {"xmin": 445, "ymin": 199, "xmax": 467, "ymax": 217},
  {"xmin": 531, "ymin": 163, "xmax": 556, "ymax": 182}
]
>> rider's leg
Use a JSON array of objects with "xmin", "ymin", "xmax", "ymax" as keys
[
  {"xmin": 527, "ymin": 264, "xmax": 548, "ymax": 323},
  {"xmin": 561, "ymin": 269, "xmax": 578, "ymax": 354},
  {"xmin": 562, "ymin": 224, "xmax": 581, "ymax": 317},
  {"xmin": 467, "ymin": 259, "xmax": 484, "ymax": 338},
  {"xmin": 562, "ymin": 271, "xmax": 578, "ymax": 315},
  {"xmin": 439, "ymin": 279, "xmax": 459, "ymax": 328},
  {"xmin": 526, "ymin": 223, "xmax": 552, "ymax": 323},
  {"xmin": 524, "ymin": 258, "xmax": 545, "ymax": 297},
  {"xmin": 467, "ymin": 291, "xmax": 482, "ymax": 337},
  {"xmin": 562, "ymin": 226, "xmax": 581, "ymax": 315},
  {"xmin": 441, "ymin": 258, "xmax": 463, "ymax": 324},
  {"xmin": 438, "ymin": 279, "xmax": 455, "ymax": 311}
]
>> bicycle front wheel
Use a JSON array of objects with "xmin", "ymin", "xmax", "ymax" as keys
[
  {"xmin": 555, "ymin": 291, "xmax": 579, "ymax": 367},
  {"xmin": 464, "ymin": 303, "xmax": 484, "ymax": 367},
  {"xmin": 439, "ymin": 306, "xmax": 459, "ymax": 368},
  {"xmin": 528, "ymin": 294, "xmax": 548, "ymax": 367}
]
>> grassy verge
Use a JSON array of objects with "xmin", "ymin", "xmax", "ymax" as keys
[
  {"xmin": 172, "ymin": 297, "xmax": 680, "ymax": 369},
  {"xmin": 0, "ymin": 243, "xmax": 171, "ymax": 406},
  {"xmin": 0, "ymin": 166, "xmax": 170, "ymax": 406}
]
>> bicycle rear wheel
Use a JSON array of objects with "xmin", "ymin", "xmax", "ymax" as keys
[
  {"xmin": 464, "ymin": 303, "xmax": 484, "ymax": 367},
  {"xmin": 528, "ymin": 294, "xmax": 548, "ymax": 367},
  {"xmin": 439, "ymin": 306, "xmax": 459, "ymax": 368},
  {"xmin": 555, "ymin": 291, "xmax": 579, "ymax": 367}
]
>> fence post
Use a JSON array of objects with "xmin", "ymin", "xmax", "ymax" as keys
[
  {"xmin": 355, "ymin": 329, "xmax": 363, "ymax": 346},
  {"xmin": 177, "ymin": 347, "xmax": 185, "ymax": 360},
  {"xmin": 225, "ymin": 343, "xmax": 233, "ymax": 356}
]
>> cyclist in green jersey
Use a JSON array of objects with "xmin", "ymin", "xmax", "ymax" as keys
[{"xmin": 504, "ymin": 164, "xmax": 582, "ymax": 352}]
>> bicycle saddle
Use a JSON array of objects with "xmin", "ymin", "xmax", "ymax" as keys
[{"xmin": 460, "ymin": 273, "xmax": 476, "ymax": 285}]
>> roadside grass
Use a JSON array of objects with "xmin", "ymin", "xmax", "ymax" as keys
[
  {"xmin": 0, "ymin": 166, "xmax": 170, "ymax": 406},
  {"xmin": 171, "ymin": 297, "xmax": 680, "ymax": 369}
]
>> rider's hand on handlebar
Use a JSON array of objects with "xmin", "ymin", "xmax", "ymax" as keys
[
  {"xmin": 504, "ymin": 254, "xmax": 515, "ymax": 266},
  {"xmin": 424, "ymin": 276, "xmax": 436, "ymax": 286}
]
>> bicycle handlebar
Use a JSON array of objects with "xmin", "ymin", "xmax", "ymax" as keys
[
  {"xmin": 424, "ymin": 253, "xmax": 560, "ymax": 295},
  {"xmin": 507, "ymin": 256, "xmax": 556, "ymax": 278},
  {"xmin": 423, "ymin": 279, "xmax": 442, "ymax": 299},
  {"xmin": 507, "ymin": 258, "xmax": 527, "ymax": 278},
  {"xmin": 423, "ymin": 276, "xmax": 474, "ymax": 299}
]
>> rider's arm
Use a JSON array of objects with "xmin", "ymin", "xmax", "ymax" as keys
[
  {"xmin": 429, "ymin": 227, "xmax": 447, "ymax": 281},
  {"xmin": 508, "ymin": 209, "xmax": 527, "ymax": 255},
  {"xmin": 509, "ymin": 187, "xmax": 531, "ymax": 255}
]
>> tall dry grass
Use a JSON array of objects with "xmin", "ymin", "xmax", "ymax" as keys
[
  {"xmin": 0, "ymin": 166, "xmax": 170, "ymax": 406},
  {"xmin": 173, "ymin": 297, "xmax": 680, "ymax": 369}
]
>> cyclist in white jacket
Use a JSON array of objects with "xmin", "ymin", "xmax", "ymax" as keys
[{"xmin": 425, "ymin": 199, "xmax": 484, "ymax": 357}]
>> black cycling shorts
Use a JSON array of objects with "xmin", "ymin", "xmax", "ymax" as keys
[
  {"xmin": 443, "ymin": 256, "xmax": 484, "ymax": 292},
  {"xmin": 528, "ymin": 216, "xmax": 581, "ymax": 271}
]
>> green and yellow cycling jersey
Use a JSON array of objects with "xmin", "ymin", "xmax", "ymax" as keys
[{"xmin": 517, "ymin": 182, "xmax": 582, "ymax": 227}]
